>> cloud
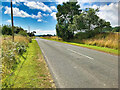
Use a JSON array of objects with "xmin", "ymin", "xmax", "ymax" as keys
[
  {"xmin": 4, "ymin": 6, "xmax": 42, "ymax": 20},
  {"xmin": 51, "ymin": 12, "xmax": 57, "ymax": 19},
  {"xmin": 31, "ymin": 12, "xmax": 42, "ymax": 18},
  {"xmin": 55, "ymin": 0, "xmax": 69, "ymax": 4},
  {"xmin": 91, "ymin": 3, "xmax": 118, "ymax": 27},
  {"xmin": 78, "ymin": 0, "xmax": 118, "ymax": 3},
  {"xmin": 43, "ymin": 13, "xmax": 49, "ymax": 16},
  {"xmin": 79, "ymin": 2, "xmax": 118, "ymax": 27},
  {"xmin": 37, "ymin": 19, "xmax": 42, "ymax": 22},
  {"xmin": 35, "ymin": 29, "xmax": 56, "ymax": 35},
  {"xmin": 4, "ymin": 6, "xmax": 31, "ymax": 18},
  {"xmin": 24, "ymin": 1, "xmax": 52, "ymax": 13},
  {"xmin": 6, "ymin": 20, "xmax": 11, "ymax": 23},
  {"xmin": 50, "ymin": 6, "xmax": 57, "ymax": 11}
]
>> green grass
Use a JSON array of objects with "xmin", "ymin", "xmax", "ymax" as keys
[
  {"xmin": 5, "ymin": 40, "xmax": 55, "ymax": 88},
  {"xmin": 41, "ymin": 37, "xmax": 118, "ymax": 55}
]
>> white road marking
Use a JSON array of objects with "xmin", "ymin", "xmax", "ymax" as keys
[{"xmin": 67, "ymin": 49, "xmax": 94, "ymax": 60}]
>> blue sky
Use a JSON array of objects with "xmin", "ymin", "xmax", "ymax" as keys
[{"xmin": 1, "ymin": 0, "xmax": 119, "ymax": 35}]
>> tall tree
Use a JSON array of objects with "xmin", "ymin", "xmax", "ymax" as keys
[
  {"xmin": 84, "ymin": 8, "xmax": 99, "ymax": 31},
  {"xmin": 56, "ymin": 1, "xmax": 81, "ymax": 40}
]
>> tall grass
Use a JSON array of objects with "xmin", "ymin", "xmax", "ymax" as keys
[
  {"xmin": 41, "ymin": 33, "xmax": 119, "ymax": 50},
  {"xmin": 1, "ymin": 35, "xmax": 31, "ymax": 88},
  {"xmin": 83, "ymin": 33, "xmax": 119, "ymax": 49}
]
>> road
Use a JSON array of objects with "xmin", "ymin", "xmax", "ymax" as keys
[{"xmin": 36, "ymin": 38, "xmax": 118, "ymax": 88}]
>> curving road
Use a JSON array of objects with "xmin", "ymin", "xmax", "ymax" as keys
[{"xmin": 36, "ymin": 38, "xmax": 118, "ymax": 88}]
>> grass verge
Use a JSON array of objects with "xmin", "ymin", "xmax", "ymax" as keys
[
  {"xmin": 7, "ymin": 40, "xmax": 55, "ymax": 88},
  {"xmin": 41, "ymin": 37, "xmax": 118, "ymax": 55}
]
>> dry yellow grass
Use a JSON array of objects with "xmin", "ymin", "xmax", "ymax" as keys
[
  {"xmin": 83, "ymin": 33, "xmax": 119, "ymax": 49},
  {"xmin": 41, "ymin": 36, "xmax": 62, "ymax": 41}
]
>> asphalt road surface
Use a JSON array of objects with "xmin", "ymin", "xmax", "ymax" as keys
[{"xmin": 36, "ymin": 38, "xmax": 118, "ymax": 88}]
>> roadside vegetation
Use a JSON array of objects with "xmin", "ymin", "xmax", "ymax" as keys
[
  {"xmin": 1, "ymin": 25, "xmax": 55, "ymax": 88},
  {"xmin": 40, "ymin": 1, "xmax": 119, "ymax": 55}
]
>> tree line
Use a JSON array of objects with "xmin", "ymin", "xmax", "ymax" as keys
[
  {"xmin": 1, "ymin": 25, "xmax": 36, "ymax": 37},
  {"xmin": 56, "ymin": 2, "xmax": 119, "ymax": 41}
]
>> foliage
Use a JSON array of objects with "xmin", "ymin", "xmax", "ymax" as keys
[
  {"xmin": 18, "ymin": 30, "xmax": 28, "ymax": 37},
  {"xmin": 16, "ymin": 42, "xmax": 26, "ymax": 55},
  {"xmin": 112, "ymin": 26, "xmax": 120, "ymax": 32},
  {"xmin": 14, "ymin": 26, "xmax": 24, "ymax": 34},
  {"xmin": 1, "ymin": 35, "xmax": 30, "ymax": 88},
  {"xmin": 56, "ymin": 1, "xmax": 113, "ymax": 40},
  {"xmin": 27, "ymin": 31, "xmax": 36, "ymax": 37},
  {"xmin": 6, "ymin": 40, "xmax": 55, "ymax": 88},
  {"xmin": 2, "ymin": 25, "xmax": 12, "ymax": 35},
  {"xmin": 56, "ymin": 1, "xmax": 81, "ymax": 40}
]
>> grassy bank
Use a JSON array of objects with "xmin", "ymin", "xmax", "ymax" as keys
[
  {"xmin": 2, "ymin": 40, "xmax": 55, "ymax": 88},
  {"xmin": 41, "ymin": 37, "xmax": 118, "ymax": 55}
]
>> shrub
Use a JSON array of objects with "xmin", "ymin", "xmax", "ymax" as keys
[
  {"xmin": 1, "ymin": 35, "xmax": 30, "ymax": 88},
  {"xmin": 2, "ymin": 25, "xmax": 12, "ymax": 35},
  {"xmin": 16, "ymin": 42, "xmax": 26, "ymax": 55},
  {"xmin": 18, "ymin": 31, "xmax": 28, "ymax": 37}
]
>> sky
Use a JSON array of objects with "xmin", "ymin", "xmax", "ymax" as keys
[{"xmin": 0, "ymin": 0, "xmax": 119, "ymax": 35}]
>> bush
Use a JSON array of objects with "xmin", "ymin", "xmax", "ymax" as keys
[
  {"xmin": 16, "ymin": 42, "xmax": 26, "ymax": 55},
  {"xmin": 2, "ymin": 25, "xmax": 12, "ymax": 35},
  {"xmin": 18, "ymin": 31, "xmax": 28, "ymax": 37},
  {"xmin": 1, "ymin": 35, "xmax": 30, "ymax": 88}
]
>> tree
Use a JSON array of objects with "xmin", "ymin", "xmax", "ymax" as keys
[
  {"xmin": 112, "ymin": 26, "xmax": 120, "ymax": 32},
  {"xmin": 56, "ymin": 1, "xmax": 81, "ymax": 40},
  {"xmin": 95, "ymin": 18, "xmax": 112, "ymax": 33},
  {"xmin": 84, "ymin": 8, "xmax": 99, "ymax": 31},
  {"xmin": 2, "ymin": 25, "xmax": 12, "ymax": 35},
  {"xmin": 69, "ymin": 13, "xmax": 87, "ymax": 32},
  {"xmin": 14, "ymin": 26, "xmax": 24, "ymax": 34},
  {"xmin": 18, "ymin": 30, "xmax": 28, "ymax": 36}
]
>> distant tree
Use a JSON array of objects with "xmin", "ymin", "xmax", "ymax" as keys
[
  {"xmin": 2, "ymin": 25, "xmax": 12, "ymax": 35},
  {"xmin": 112, "ymin": 26, "xmax": 120, "ymax": 32},
  {"xmin": 18, "ymin": 30, "xmax": 28, "ymax": 36},
  {"xmin": 27, "ymin": 31, "xmax": 36, "ymax": 37},
  {"xmin": 14, "ymin": 26, "xmax": 24, "ymax": 34}
]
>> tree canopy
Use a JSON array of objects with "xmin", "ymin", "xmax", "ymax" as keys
[
  {"xmin": 56, "ymin": 1, "xmax": 113, "ymax": 40},
  {"xmin": 56, "ymin": 2, "xmax": 82, "ymax": 40}
]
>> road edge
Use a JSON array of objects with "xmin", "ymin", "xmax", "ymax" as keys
[{"xmin": 36, "ymin": 39, "xmax": 60, "ymax": 88}]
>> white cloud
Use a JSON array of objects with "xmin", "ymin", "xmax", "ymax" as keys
[
  {"xmin": 51, "ymin": 12, "xmax": 57, "ymax": 19},
  {"xmin": 4, "ymin": 6, "xmax": 31, "ymax": 18},
  {"xmin": 55, "ymin": 0, "xmax": 69, "ymax": 4},
  {"xmin": 50, "ymin": 6, "xmax": 57, "ymax": 11},
  {"xmin": 37, "ymin": 19, "xmax": 42, "ymax": 22},
  {"xmin": 43, "ymin": 13, "xmax": 49, "ymax": 16},
  {"xmin": 24, "ymin": 1, "xmax": 52, "ymax": 13},
  {"xmin": 31, "ymin": 12, "xmax": 42, "ymax": 18},
  {"xmin": 79, "ymin": 2, "xmax": 118, "ymax": 27},
  {"xmin": 6, "ymin": 20, "xmax": 11, "ymax": 23},
  {"xmin": 35, "ymin": 29, "xmax": 56, "ymax": 35},
  {"xmin": 78, "ymin": 0, "xmax": 118, "ymax": 3},
  {"xmin": 4, "ymin": 6, "xmax": 42, "ymax": 21},
  {"xmin": 91, "ymin": 3, "xmax": 118, "ymax": 27}
]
